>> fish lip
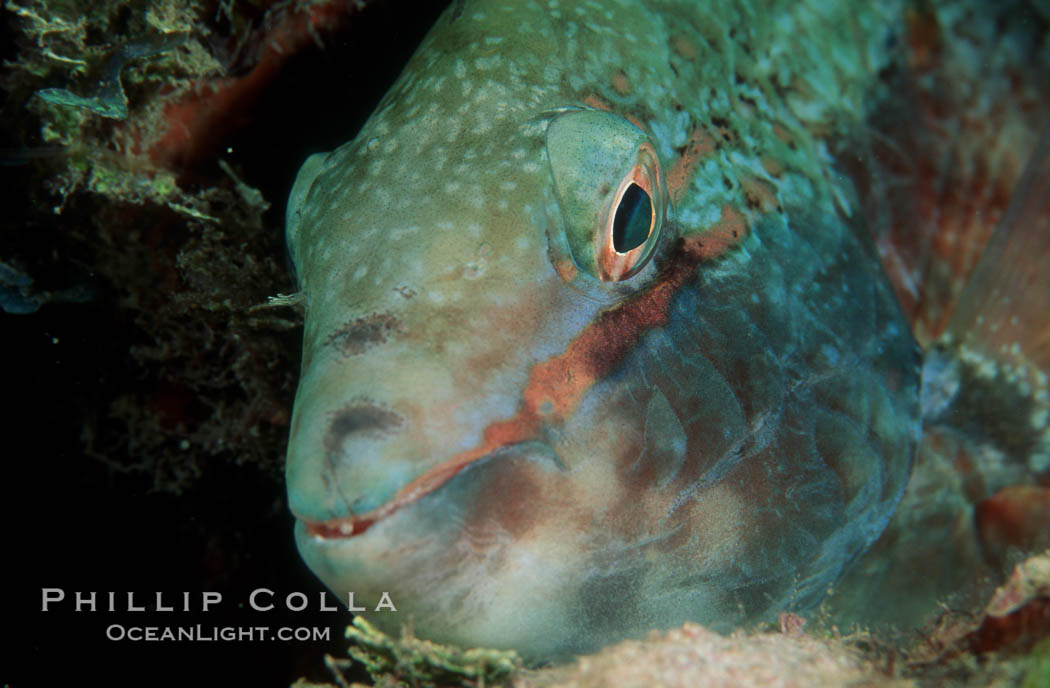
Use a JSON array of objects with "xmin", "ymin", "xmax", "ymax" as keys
[
  {"xmin": 302, "ymin": 513, "xmax": 378, "ymax": 539},
  {"xmin": 297, "ymin": 440, "xmax": 563, "ymax": 541},
  {"xmin": 298, "ymin": 455, "xmax": 472, "ymax": 541}
]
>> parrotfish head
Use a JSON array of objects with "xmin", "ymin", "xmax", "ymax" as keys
[{"xmin": 284, "ymin": 0, "xmax": 921, "ymax": 660}]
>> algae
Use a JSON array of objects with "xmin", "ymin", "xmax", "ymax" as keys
[
  {"xmin": 333, "ymin": 617, "xmax": 522, "ymax": 688},
  {"xmin": 2, "ymin": 0, "xmax": 300, "ymax": 493},
  {"xmin": 36, "ymin": 32, "xmax": 188, "ymax": 119}
]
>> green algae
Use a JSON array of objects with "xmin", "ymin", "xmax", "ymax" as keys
[
  {"xmin": 341, "ymin": 617, "xmax": 521, "ymax": 688},
  {"xmin": 1021, "ymin": 637, "xmax": 1050, "ymax": 688},
  {"xmin": 4, "ymin": 0, "xmax": 297, "ymax": 493},
  {"xmin": 36, "ymin": 32, "xmax": 188, "ymax": 119}
]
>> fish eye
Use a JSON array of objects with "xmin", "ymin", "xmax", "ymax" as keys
[
  {"xmin": 595, "ymin": 145, "xmax": 663, "ymax": 281},
  {"xmin": 613, "ymin": 184, "xmax": 652, "ymax": 253},
  {"xmin": 546, "ymin": 109, "xmax": 666, "ymax": 283}
]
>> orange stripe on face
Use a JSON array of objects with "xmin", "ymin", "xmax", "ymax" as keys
[{"xmin": 306, "ymin": 208, "xmax": 751, "ymax": 538}]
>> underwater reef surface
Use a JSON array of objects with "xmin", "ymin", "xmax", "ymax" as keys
[
  {"xmin": 2, "ymin": 0, "xmax": 1048, "ymax": 685},
  {"xmin": 309, "ymin": 554, "xmax": 1050, "ymax": 686}
]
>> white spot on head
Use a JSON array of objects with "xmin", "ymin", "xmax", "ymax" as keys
[{"xmin": 475, "ymin": 56, "xmax": 502, "ymax": 71}]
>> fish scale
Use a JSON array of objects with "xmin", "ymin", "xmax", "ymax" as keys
[{"xmin": 283, "ymin": 0, "xmax": 1049, "ymax": 661}]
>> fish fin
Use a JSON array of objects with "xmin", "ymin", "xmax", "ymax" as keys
[
  {"xmin": 828, "ymin": 7, "xmax": 1050, "ymax": 632},
  {"xmin": 920, "ymin": 126, "xmax": 1050, "ymax": 506},
  {"xmin": 944, "ymin": 127, "xmax": 1050, "ymax": 375},
  {"xmin": 838, "ymin": 137, "xmax": 1050, "ymax": 629},
  {"xmin": 860, "ymin": 3, "xmax": 1050, "ymax": 346}
]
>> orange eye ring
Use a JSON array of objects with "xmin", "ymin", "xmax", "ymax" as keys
[{"xmin": 595, "ymin": 143, "xmax": 664, "ymax": 282}]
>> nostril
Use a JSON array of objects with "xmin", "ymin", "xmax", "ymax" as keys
[
  {"xmin": 324, "ymin": 401, "xmax": 405, "ymax": 454},
  {"xmin": 326, "ymin": 313, "xmax": 402, "ymax": 357}
]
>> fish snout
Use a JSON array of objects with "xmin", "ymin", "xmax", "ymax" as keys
[
  {"xmin": 284, "ymin": 322, "xmax": 514, "ymax": 530},
  {"xmin": 285, "ymin": 391, "xmax": 415, "ymax": 523}
]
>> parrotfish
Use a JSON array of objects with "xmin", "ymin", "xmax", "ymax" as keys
[{"xmin": 283, "ymin": 0, "xmax": 1050, "ymax": 660}]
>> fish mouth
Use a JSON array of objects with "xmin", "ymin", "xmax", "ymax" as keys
[
  {"xmin": 298, "ymin": 440, "xmax": 563, "ymax": 540},
  {"xmin": 300, "ymin": 453, "xmax": 476, "ymax": 540}
]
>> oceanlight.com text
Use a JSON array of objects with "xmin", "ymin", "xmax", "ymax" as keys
[{"xmin": 105, "ymin": 624, "xmax": 331, "ymax": 642}]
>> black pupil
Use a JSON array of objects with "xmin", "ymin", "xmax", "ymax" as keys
[{"xmin": 612, "ymin": 183, "xmax": 653, "ymax": 253}]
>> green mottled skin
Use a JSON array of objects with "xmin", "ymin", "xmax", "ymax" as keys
[{"xmin": 285, "ymin": 0, "xmax": 923, "ymax": 660}]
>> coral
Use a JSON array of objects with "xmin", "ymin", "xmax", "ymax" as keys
[{"xmin": 518, "ymin": 624, "xmax": 898, "ymax": 688}]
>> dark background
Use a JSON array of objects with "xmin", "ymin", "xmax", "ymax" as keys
[{"xmin": 3, "ymin": 0, "xmax": 452, "ymax": 685}]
